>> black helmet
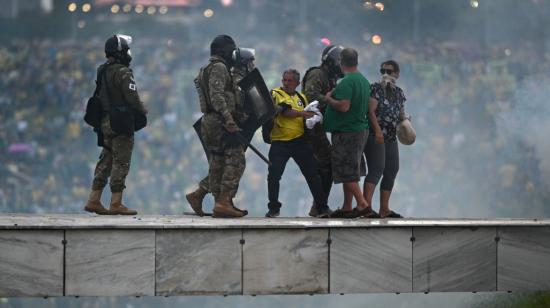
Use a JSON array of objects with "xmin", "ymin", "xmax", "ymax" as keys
[
  {"xmin": 321, "ymin": 45, "xmax": 344, "ymax": 78},
  {"xmin": 105, "ymin": 34, "xmax": 133, "ymax": 66},
  {"xmin": 232, "ymin": 47, "xmax": 255, "ymax": 72},
  {"xmin": 210, "ymin": 34, "xmax": 236, "ymax": 65}
]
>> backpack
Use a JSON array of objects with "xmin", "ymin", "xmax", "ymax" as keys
[{"xmin": 84, "ymin": 66, "xmax": 107, "ymax": 129}]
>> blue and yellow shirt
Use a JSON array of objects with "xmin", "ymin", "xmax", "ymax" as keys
[{"xmin": 270, "ymin": 87, "xmax": 308, "ymax": 141}]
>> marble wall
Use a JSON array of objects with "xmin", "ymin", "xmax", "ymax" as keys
[
  {"xmin": 156, "ymin": 229, "xmax": 242, "ymax": 295},
  {"xmin": 413, "ymin": 227, "xmax": 497, "ymax": 292},
  {"xmin": 242, "ymin": 229, "xmax": 329, "ymax": 294},
  {"xmin": 498, "ymin": 226, "xmax": 550, "ymax": 291},
  {"xmin": 2, "ymin": 225, "xmax": 550, "ymax": 297},
  {"xmin": 0, "ymin": 230, "xmax": 64, "ymax": 297},
  {"xmin": 65, "ymin": 230, "xmax": 155, "ymax": 296},
  {"xmin": 331, "ymin": 228, "xmax": 412, "ymax": 294}
]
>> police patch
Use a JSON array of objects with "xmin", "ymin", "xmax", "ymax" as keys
[{"xmin": 129, "ymin": 83, "xmax": 137, "ymax": 91}]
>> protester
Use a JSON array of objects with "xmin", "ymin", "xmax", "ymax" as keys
[
  {"xmin": 363, "ymin": 60, "xmax": 407, "ymax": 218},
  {"xmin": 323, "ymin": 48, "xmax": 378, "ymax": 218},
  {"xmin": 265, "ymin": 69, "xmax": 331, "ymax": 218}
]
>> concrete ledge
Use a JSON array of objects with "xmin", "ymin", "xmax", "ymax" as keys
[
  {"xmin": 1, "ymin": 214, "xmax": 550, "ymax": 297},
  {"xmin": 1, "ymin": 214, "xmax": 549, "ymax": 230}
]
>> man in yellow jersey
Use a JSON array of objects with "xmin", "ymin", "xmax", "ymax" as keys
[{"xmin": 265, "ymin": 69, "xmax": 331, "ymax": 218}]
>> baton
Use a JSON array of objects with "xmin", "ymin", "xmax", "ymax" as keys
[{"xmin": 235, "ymin": 132, "xmax": 271, "ymax": 166}]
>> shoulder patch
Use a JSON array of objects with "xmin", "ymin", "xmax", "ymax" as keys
[{"xmin": 129, "ymin": 83, "xmax": 137, "ymax": 91}]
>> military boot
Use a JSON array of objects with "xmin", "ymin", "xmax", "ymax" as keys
[
  {"xmin": 109, "ymin": 191, "xmax": 138, "ymax": 215},
  {"xmin": 84, "ymin": 190, "xmax": 109, "ymax": 215},
  {"xmin": 185, "ymin": 186, "xmax": 208, "ymax": 216},
  {"xmin": 213, "ymin": 193, "xmax": 244, "ymax": 218},
  {"xmin": 230, "ymin": 199, "xmax": 248, "ymax": 216}
]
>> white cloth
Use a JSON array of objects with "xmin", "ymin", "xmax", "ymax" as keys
[
  {"xmin": 304, "ymin": 100, "xmax": 323, "ymax": 129},
  {"xmin": 304, "ymin": 100, "xmax": 319, "ymax": 113}
]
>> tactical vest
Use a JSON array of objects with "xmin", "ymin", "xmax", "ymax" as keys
[
  {"xmin": 194, "ymin": 59, "xmax": 234, "ymax": 114},
  {"xmin": 301, "ymin": 66, "xmax": 337, "ymax": 99},
  {"xmin": 101, "ymin": 63, "xmax": 127, "ymax": 114}
]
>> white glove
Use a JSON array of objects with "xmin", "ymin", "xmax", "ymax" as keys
[
  {"xmin": 306, "ymin": 113, "xmax": 323, "ymax": 129},
  {"xmin": 304, "ymin": 100, "xmax": 319, "ymax": 112}
]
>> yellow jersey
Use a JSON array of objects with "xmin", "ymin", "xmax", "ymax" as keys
[{"xmin": 270, "ymin": 87, "xmax": 308, "ymax": 141}]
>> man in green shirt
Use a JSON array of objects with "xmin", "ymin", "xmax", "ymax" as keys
[{"xmin": 324, "ymin": 48, "xmax": 379, "ymax": 218}]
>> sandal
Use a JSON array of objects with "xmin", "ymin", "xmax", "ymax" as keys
[
  {"xmin": 356, "ymin": 206, "xmax": 380, "ymax": 218},
  {"xmin": 331, "ymin": 208, "xmax": 358, "ymax": 219},
  {"xmin": 381, "ymin": 210, "xmax": 403, "ymax": 218}
]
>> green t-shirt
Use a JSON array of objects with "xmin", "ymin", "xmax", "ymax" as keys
[{"xmin": 324, "ymin": 71, "xmax": 370, "ymax": 132}]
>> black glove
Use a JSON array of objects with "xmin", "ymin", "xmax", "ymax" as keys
[
  {"xmin": 223, "ymin": 130, "xmax": 242, "ymax": 147},
  {"xmin": 94, "ymin": 127, "xmax": 104, "ymax": 148},
  {"xmin": 277, "ymin": 103, "xmax": 292, "ymax": 114}
]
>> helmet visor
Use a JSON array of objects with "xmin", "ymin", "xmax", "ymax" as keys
[{"xmin": 116, "ymin": 34, "xmax": 133, "ymax": 51}]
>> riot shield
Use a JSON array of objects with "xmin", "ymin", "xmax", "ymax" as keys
[
  {"xmin": 238, "ymin": 68, "xmax": 276, "ymax": 142},
  {"xmin": 193, "ymin": 116, "xmax": 270, "ymax": 165},
  {"xmin": 193, "ymin": 68, "xmax": 274, "ymax": 164},
  {"xmin": 193, "ymin": 117, "xmax": 209, "ymax": 161}
]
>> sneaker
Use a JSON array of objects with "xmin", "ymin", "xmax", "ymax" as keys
[
  {"xmin": 316, "ymin": 207, "xmax": 332, "ymax": 218},
  {"xmin": 308, "ymin": 203, "xmax": 317, "ymax": 217},
  {"xmin": 265, "ymin": 208, "xmax": 280, "ymax": 218}
]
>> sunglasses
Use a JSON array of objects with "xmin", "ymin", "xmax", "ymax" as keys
[{"xmin": 380, "ymin": 68, "xmax": 394, "ymax": 74}]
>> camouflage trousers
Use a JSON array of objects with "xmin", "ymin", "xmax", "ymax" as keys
[
  {"xmin": 305, "ymin": 123, "xmax": 333, "ymax": 199},
  {"xmin": 331, "ymin": 130, "xmax": 367, "ymax": 184},
  {"xmin": 201, "ymin": 113, "xmax": 245, "ymax": 198},
  {"xmin": 92, "ymin": 119, "xmax": 134, "ymax": 193}
]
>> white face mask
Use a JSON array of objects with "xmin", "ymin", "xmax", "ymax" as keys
[{"xmin": 381, "ymin": 73, "xmax": 396, "ymax": 87}]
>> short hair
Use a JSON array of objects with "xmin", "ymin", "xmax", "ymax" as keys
[
  {"xmin": 381, "ymin": 60, "xmax": 400, "ymax": 73},
  {"xmin": 340, "ymin": 48, "xmax": 358, "ymax": 67},
  {"xmin": 282, "ymin": 69, "xmax": 300, "ymax": 82}
]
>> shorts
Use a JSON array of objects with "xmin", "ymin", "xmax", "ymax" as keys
[{"xmin": 330, "ymin": 130, "xmax": 368, "ymax": 184}]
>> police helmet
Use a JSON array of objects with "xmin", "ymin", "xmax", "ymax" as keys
[
  {"xmin": 105, "ymin": 34, "xmax": 133, "ymax": 65},
  {"xmin": 210, "ymin": 35, "xmax": 237, "ymax": 63},
  {"xmin": 232, "ymin": 48, "xmax": 255, "ymax": 69},
  {"xmin": 321, "ymin": 45, "xmax": 344, "ymax": 77}
]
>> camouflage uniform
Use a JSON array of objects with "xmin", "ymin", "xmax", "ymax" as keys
[
  {"xmin": 197, "ymin": 65, "xmax": 248, "ymax": 195},
  {"xmin": 201, "ymin": 56, "xmax": 245, "ymax": 199},
  {"xmin": 91, "ymin": 62, "xmax": 146, "ymax": 193},
  {"xmin": 302, "ymin": 66, "xmax": 336, "ymax": 200}
]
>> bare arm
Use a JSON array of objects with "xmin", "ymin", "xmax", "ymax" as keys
[
  {"xmin": 368, "ymin": 97, "xmax": 384, "ymax": 144},
  {"xmin": 368, "ymin": 97, "xmax": 382, "ymax": 133},
  {"xmin": 324, "ymin": 90, "xmax": 351, "ymax": 112},
  {"xmin": 281, "ymin": 109, "xmax": 315, "ymax": 118},
  {"xmin": 399, "ymin": 106, "xmax": 408, "ymax": 121}
]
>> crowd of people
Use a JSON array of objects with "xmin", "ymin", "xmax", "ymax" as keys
[{"xmin": 1, "ymin": 32, "xmax": 549, "ymax": 218}]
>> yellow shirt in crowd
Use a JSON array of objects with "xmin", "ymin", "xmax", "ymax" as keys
[{"xmin": 270, "ymin": 87, "xmax": 308, "ymax": 142}]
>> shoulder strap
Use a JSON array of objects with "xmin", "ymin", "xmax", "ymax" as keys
[{"xmin": 295, "ymin": 92, "xmax": 307, "ymax": 106}]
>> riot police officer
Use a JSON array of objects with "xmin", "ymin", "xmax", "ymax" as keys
[
  {"xmin": 302, "ymin": 44, "xmax": 344, "ymax": 216},
  {"xmin": 186, "ymin": 47, "xmax": 255, "ymax": 217},
  {"xmin": 84, "ymin": 34, "xmax": 148, "ymax": 215},
  {"xmin": 190, "ymin": 34, "xmax": 247, "ymax": 218}
]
